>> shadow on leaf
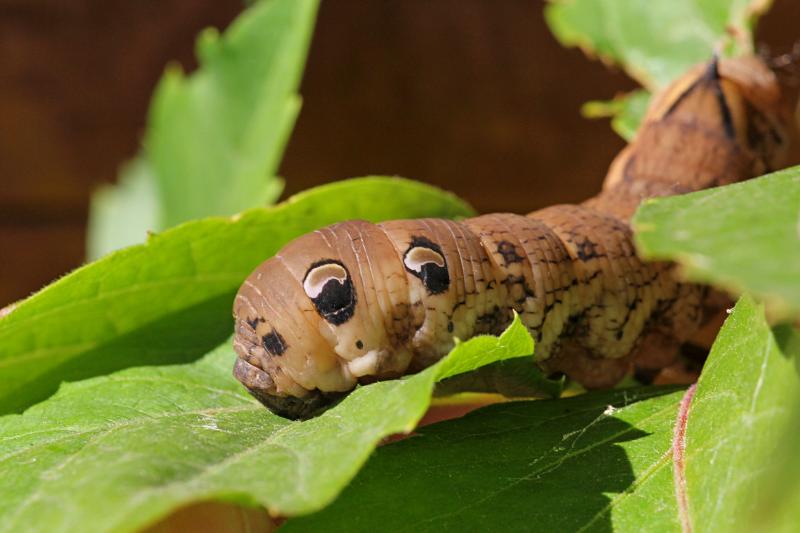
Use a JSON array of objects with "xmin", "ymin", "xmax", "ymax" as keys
[{"xmin": 285, "ymin": 387, "xmax": 681, "ymax": 532}]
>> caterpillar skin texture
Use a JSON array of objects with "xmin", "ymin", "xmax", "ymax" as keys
[{"xmin": 233, "ymin": 56, "xmax": 796, "ymax": 419}]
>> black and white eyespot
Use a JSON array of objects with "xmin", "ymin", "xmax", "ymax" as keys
[
  {"xmin": 403, "ymin": 236, "xmax": 450, "ymax": 295},
  {"xmin": 303, "ymin": 259, "xmax": 357, "ymax": 325}
]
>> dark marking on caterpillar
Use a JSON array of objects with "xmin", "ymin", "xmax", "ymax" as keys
[
  {"xmin": 633, "ymin": 367, "xmax": 658, "ymax": 385},
  {"xmin": 664, "ymin": 72, "xmax": 704, "ymax": 118},
  {"xmin": 303, "ymin": 259, "xmax": 356, "ymax": 325},
  {"xmin": 575, "ymin": 237, "xmax": 601, "ymax": 261},
  {"xmin": 403, "ymin": 236, "xmax": 450, "ymax": 294},
  {"xmin": 497, "ymin": 240, "xmax": 524, "ymax": 265},
  {"xmin": 503, "ymin": 274, "xmax": 536, "ymax": 300},
  {"xmin": 262, "ymin": 330, "xmax": 287, "ymax": 356},
  {"xmin": 476, "ymin": 305, "xmax": 508, "ymax": 334},
  {"xmin": 707, "ymin": 57, "xmax": 736, "ymax": 140}
]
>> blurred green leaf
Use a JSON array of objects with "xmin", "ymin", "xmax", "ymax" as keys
[
  {"xmin": 87, "ymin": 0, "xmax": 319, "ymax": 258},
  {"xmin": 634, "ymin": 168, "xmax": 800, "ymax": 320},
  {"xmin": 0, "ymin": 177, "xmax": 474, "ymax": 416},
  {"xmin": 683, "ymin": 296, "xmax": 800, "ymax": 533},
  {"xmin": 284, "ymin": 386, "xmax": 684, "ymax": 532},
  {"xmin": 545, "ymin": 0, "xmax": 768, "ymax": 90},
  {"xmin": 149, "ymin": 0, "xmax": 316, "ymax": 226},
  {"xmin": 582, "ymin": 89, "xmax": 650, "ymax": 141},
  {"xmin": 545, "ymin": 0, "xmax": 770, "ymax": 137},
  {"xmin": 0, "ymin": 317, "xmax": 532, "ymax": 533},
  {"xmin": 87, "ymin": 158, "xmax": 159, "ymax": 260}
]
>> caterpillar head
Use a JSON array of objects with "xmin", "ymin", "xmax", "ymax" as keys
[
  {"xmin": 232, "ymin": 254, "xmax": 351, "ymax": 420},
  {"xmin": 232, "ymin": 220, "xmax": 419, "ymax": 420}
]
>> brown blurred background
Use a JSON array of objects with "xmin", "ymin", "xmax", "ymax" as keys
[{"xmin": 1, "ymin": 0, "xmax": 798, "ymax": 308}]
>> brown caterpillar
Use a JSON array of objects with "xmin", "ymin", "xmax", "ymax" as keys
[{"xmin": 233, "ymin": 55, "xmax": 796, "ymax": 419}]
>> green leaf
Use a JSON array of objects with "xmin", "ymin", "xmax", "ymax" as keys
[
  {"xmin": 682, "ymin": 295, "xmax": 800, "ymax": 532},
  {"xmin": 283, "ymin": 297, "xmax": 800, "ymax": 533},
  {"xmin": 434, "ymin": 355, "xmax": 564, "ymax": 399},
  {"xmin": 87, "ymin": 0, "xmax": 319, "ymax": 257},
  {"xmin": 633, "ymin": 168, "xmax": 800, "ymax": 320},
  {"xmin": 582, "ymin": 89, "xmax": 650, "ymax": 141},
  {"xmin": 283, "ymin": 386, "xmax": 685, "ymax": 532},
  {"xmin": 86, "ymin": 158, "xmax": 159, "ymax": 261},
  {"xmin": 544, "ymin": 0, "xmax": 769, "ymax": 90},
  {"xmin": 545, "ymin": 0, "xmax": 771, "ymax": 138},
  {"xmin": 149, "ymin": 0, "xmax": 317, "ymax": 227},
  {"xmin": 0, "ymin": 177, "xmax": 474, "ymax": 416},
  {"xmin": 0, "ymin": 317, "xmax": 532, "ymax": 533},
  {"xmin": 744, "ymin": 411, "xmax": 800, "ymax": 533}
]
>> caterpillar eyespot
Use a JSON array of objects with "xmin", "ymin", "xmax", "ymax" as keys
[
  {"xmin": 302, "ymin": 259, "xmax": 357, "ymax": 325},
  {"xmin": 403, "ymin": 236, "xmax": 450, "ymax": 295},
  {"xmin": 232, "ymin": 55, "xmax": 798, "ymax": 420}
]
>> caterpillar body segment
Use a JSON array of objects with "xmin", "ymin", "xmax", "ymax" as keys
[{"xmin": 233, "ymin": 55, "xmax": 796, "ymax": 419}]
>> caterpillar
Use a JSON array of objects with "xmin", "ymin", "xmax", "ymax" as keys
[{"xmin": 233, "ymin": 55, "xmax": 797, "ymax": 419}]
